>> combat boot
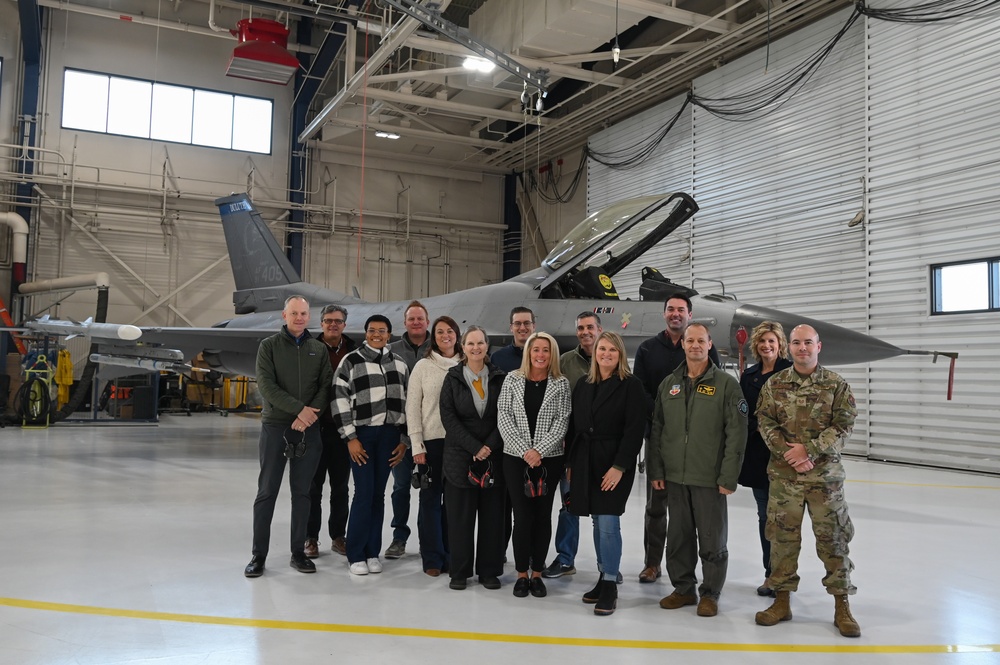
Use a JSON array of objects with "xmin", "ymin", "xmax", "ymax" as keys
[
  {"xmin": 834, "ymin": 595, "xmax": 861, "ymax": 637},
  {"xmin": 754, "ymin": 590, "xmax": 792, "ymax": 626}
]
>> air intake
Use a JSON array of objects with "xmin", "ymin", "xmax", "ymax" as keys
[{"xmin": 226, "ymin": 18, "xmax": 299, "ymax": 85}]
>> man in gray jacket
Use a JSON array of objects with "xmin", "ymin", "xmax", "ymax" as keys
[
  {"xmin": 244, "ymin": 296, "xmax": 333, "ymax": 578},
  {"xmin": 648, "ymin": 323, "xmax": 747, "ymax": 617}
]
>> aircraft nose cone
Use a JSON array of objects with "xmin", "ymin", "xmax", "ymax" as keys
[{"xmin": 733, "ymin": 304, "xmax": 903, "ymax": 366}]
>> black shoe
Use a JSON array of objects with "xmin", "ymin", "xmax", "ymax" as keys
[
  {"xmin": 529, "ymin": 576, "xmax": 547, "ymax": 598},
  {"xmin": 594, "ymin": 581, "xmax": 618, "ymax": 616},
  {"xmin": 480, "ymin": 576, "xmax": 501, "ymax": 590},
  {"xmin": 449, "ymin": 578, "xmax": 467, "ymax": 590},
  {"xmin": 582, "ymin": 577, "xmax": 602, "ymax": 604},
  {"xmin": 290, "ymin": 554, "xmax": 316, "ymax": 573},
  {"xmin": 541, "ymin": 561, "xmax": 576, "ymax": 578},
  {"xmin": 513, "ymin": 577, "xmax": 530, "ymax": 597},
  {"xmin": 244, "ymin": 556, "xmax": 265, "ymax": 578}
]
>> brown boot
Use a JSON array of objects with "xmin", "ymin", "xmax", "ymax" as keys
[
  {"xmin": 834, "ymin": 595, "xmax": 861, "ymax": 637},
  {"xmin": 755, "ymin": 590, "xmax": 792, "ymax": 626}
]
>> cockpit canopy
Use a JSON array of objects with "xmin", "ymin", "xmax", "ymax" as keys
[{"xmin": 538, "ymin": 193, "xmax": 699, "ymax": 300}]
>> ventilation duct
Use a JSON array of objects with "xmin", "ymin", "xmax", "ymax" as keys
[{"xmin": 226, "ymin": 18, "xmax": 299, "ymax": 85}]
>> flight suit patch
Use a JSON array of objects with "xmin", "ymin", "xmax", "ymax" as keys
[
  {"xmin": 697, "ymin": 385, "xmax": 716, "ymax": 396},
  {"xmin": 669, "ymin": 384, "xmax": 681, "ymax": 396}
]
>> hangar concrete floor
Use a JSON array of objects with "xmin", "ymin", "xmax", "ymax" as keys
[{"xmin": 1, "ymin": 413, "xmax": 998, "ymax": 665}]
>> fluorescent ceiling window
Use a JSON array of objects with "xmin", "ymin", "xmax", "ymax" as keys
[
  {"xmin": 63, "ymin": 70, "xmax": 109, "ymax": 132},
  {"xmin": 107, "ymin": 77, "xmax": 152, "ymax": 138},
  {"xmin": 151, "ymin": 83, "xmax": 194, "ymax": 144},
  {"xmin": 192, "ymin": 90, "xmax": 234, "ymax": 149},
  {"xmin": 232, "ymin": 96, "xmax": 272, "ymax": 154}
]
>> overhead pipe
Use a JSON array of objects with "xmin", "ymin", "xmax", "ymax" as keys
[
  {"xmin": 33, "ymin": 0, "xmax": 320, "ymax": 54},
  {"xmin": 0, "ymin": 211, "xmax": 29, "ymax": 283},
  {"xmin": 18, "ymin": 272, "xmax": 111, "ymax": 295}
]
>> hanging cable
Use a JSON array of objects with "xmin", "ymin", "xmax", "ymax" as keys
[{"xmin": 857, "ymin": 0, "xmax": 1000, "ymax": 22}]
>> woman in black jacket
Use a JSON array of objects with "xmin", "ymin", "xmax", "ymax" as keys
[
  {"xmin": 566, "ymin": 331, "xmax": 647, "ymax": 616},
  {"xmin": 738, "ymin": 321, "xmax": 792, "ymax": 597},
  {"xmin": 438, "ymin": 325, "xmax": 507, "ymax": 591}
]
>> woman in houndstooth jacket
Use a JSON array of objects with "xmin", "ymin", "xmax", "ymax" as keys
[{"xmin": 498, "ymin": 331, "xmax": 571, "ymax": 599}]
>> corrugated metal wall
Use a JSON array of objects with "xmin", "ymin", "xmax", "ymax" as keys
[
  {"xmin": 588, "ymin": 8, "xmax": 871, "ymax": 455},
  {"xmin": 691, "ymin": 11, "xmax": 869, "ymax": 455},
  {"xmin": 865, "ymin": 15, "xmax": 1000, "ymax": 473},
  {"xmin": 586, "ymin": 6, "xmax": 1000, "ymax": 472}
]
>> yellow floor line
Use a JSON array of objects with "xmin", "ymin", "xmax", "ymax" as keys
[{"xmin": 2, "ymin": 596, "xmax": 998, "ymax": 654}]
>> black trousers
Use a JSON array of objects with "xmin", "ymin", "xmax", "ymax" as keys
[
  {"xmin": 445, "ymin": 477, "xmax": 506, "ymax": 580},
  {"xmin": 306, "ymin": 421, "xmax": 351, "ymax": 541},
  {"xmin": 503, "ymin": 453, "xmax": 562, "ymax": 574},
  {"xmin": 251, "ymin": 422, "xmax": 321, "ymax": 558}
]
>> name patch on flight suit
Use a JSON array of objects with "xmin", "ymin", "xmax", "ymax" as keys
[{"xmin": 696, "ymin": 385, "xmax": 716, "ymax": 396}]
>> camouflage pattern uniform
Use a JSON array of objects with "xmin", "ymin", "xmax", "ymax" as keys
[{"xmin": 756, "ymin": 365, "xmax": 857, "ymax": 596}]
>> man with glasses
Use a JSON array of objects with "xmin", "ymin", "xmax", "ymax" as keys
[
  {"xmin": 245, "ymin": 296, "xmax": 333, "ymax": 578},
  {"xmin": 305, "ymin": 305, "xmax": 357, "ymax": 559},
  {"xmin": 491, "ymin": 307, "xmax": 536, "ymax": 372}
]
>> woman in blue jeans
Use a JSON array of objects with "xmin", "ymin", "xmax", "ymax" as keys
[
  {"xmin": 737, "ymin": 321, "xmax": 791, "ymax": 596},
  {"xmin": 331, "ymin": 314, "xmax": 409, "ymax": 576},
  {"xmin": 406, "ymin": 316, "xmax": 462, "ymax": 576},
  {"xmin": 565, "ymin": 331, "xmax": 647, "ymax": 615}
]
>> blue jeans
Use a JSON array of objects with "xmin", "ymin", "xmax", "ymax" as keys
[
  {"xmin": 592, "ymin": 514, "xmax": 622, "ymax": 582},
  {"xmin": 346, "ymin": 425, "xmax": 400, "ymax": 563},
  {"xmin": 416, "ymin": 439, "xmax": 449, "ymax": 571},
  {"xmin": 389, "ymin": 446, "xmax": 414, "ymax": 543},
  {"xmin": 552, "ymin": 474, "xmax": 579, "ymax": 566}
]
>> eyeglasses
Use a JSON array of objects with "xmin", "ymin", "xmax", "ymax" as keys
[
  {"xmin": 322, "ymin": 318, "xmax": 346, "ymax": 325},
  {"xmin": 511, "ymin": 321, "xmax": 534, "ymax": 328},
  {"xmin": 367, "ymin": 328, "xmax": 389, "ymax": 335}
]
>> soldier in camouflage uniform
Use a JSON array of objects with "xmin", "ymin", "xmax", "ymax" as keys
[{"xmin": 754, "ymin": 324, "xmax": 861, "ymax": 638}]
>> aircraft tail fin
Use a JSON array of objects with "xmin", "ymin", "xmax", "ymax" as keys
[
  {"xmin": 216, "ymin": 194, "xmax": 308, "ymax": 313},
  {"xmin": 215, "ymin": 194, "xmax": 301, "ymax": 292}
]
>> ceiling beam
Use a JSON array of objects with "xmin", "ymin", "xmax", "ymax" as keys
[
  {"xmin": 363, "ymin": 87, "xmax": 544, "ymax": 124},
  {"xmin": 299, "ymin": 0, "xmax": 453, "ymax": 143},
  {"xmin": 589, "ymin": 0, "xmax": 738, "ymax": 34},
  {"xmin": 359, "ymin": 25, "xmax": 633, "ymax": 88},
  {"xmin": 324, "ymin": 117, "xmax": 503, "ymax": 149}
]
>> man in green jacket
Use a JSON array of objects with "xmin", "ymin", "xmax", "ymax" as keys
[
  {"xmin": 648, "ymin": 323, "xmax": 747, "ymax": 618},
  {"xmin": 244, "ymin": 296, "xmax": 334, "ymax": 578}
]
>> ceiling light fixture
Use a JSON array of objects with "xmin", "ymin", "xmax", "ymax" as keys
[
  {"xmin": 375, "ymin": 130, "xmax": 401, "ymax": 139},
  {"xmin": 462, "ymin": 56, "xmax": 496, "ymax": 74}
]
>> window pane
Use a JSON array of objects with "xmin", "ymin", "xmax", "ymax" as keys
[
  {"xmin": 107, "ymin": 77, "xmax": 152, "ymax": 138},
  {"xmin": 192, "ymin": 90, "xmax": 234, "ymax": 149},
  {"xmin": 937, "ymin": 263, "xmax": 988, "ymax": 312},
  {"xmin": 63, "ymin": 71, "xmax": 109, "ymax": 132},
  {"xmin": 232, "ymin": 96, "xmax": 272, "ymax": 154},
  {"xmin": 151, "ymin": 83, "xmax": 194, "ymax": 144}
]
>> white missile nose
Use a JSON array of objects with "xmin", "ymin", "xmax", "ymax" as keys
[{"xmin": 119, "ymin": 325, "xmax": 142, "ymax": 341}]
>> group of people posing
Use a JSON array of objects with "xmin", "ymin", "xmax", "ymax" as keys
[{"xmin": 243, "ymin": 293, "xmax": 861, "ymax": 635}]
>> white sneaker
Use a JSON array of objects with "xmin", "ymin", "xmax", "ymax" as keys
[
  {"xmin": 366, "ymin": 557, "xmax": 383, "ymax": 574},
  {"xmin": 349, "ymin": 561, "xmax": 369, "ymax": 576}
]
